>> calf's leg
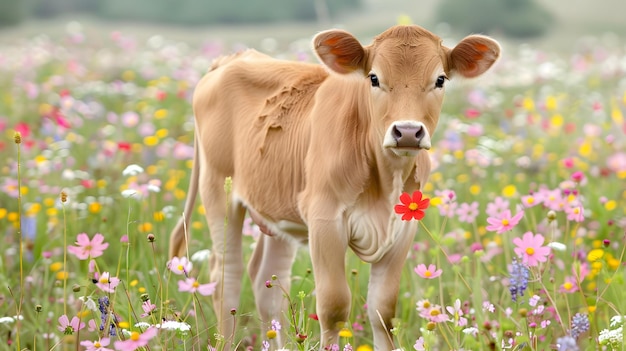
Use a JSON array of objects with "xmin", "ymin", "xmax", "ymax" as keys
[
  {"xmin": 367, "ymin": 227, "xmax": 416, "ymax": 350},
  {"xmin": 248, "ymin": 234, "xmax": 298, "ymax": 345},
  {"xmin": 198, "ymin": 172, "xmax": 246, "ymax": 349},
  {"xmin": 309, "ymin": 218, "xmax": 350, "ymax": 349}
]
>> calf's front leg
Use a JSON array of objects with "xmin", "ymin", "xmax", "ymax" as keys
[
  {"xmin": 368, "ymin": 223, "xmax": 417, "ymax": 350},
  {"xmin": 309, "ymin": 217, "xmax": 351, "ymax": 349}
]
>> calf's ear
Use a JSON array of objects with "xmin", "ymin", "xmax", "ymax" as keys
[
  {"xmin": 448, "ymin": 35, "xmax": 501, "ymax": 78},
  {"xmin": 313, "ymin": 30, "xmax": 367, "ymax": 75}
]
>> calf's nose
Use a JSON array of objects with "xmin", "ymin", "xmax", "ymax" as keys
[{"xmin": 392, "ymin": 124, "xmax": 425, "ymax": 148}]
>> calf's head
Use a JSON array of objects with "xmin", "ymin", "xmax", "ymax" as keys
[{"xmin": 314, "ymin": 25, "xmax": 500, "ymax": 157}]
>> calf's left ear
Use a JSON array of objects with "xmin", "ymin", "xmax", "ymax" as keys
[
  {"xmin": 448, "ymin": 35, "xmax": 501, "ymax": 78},
  {"xmin": 313, "ymin": 29, "xmax": 367, "ymax": 75}
]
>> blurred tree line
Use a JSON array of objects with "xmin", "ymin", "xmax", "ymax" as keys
[
  {"xmin": 0, "ymin": 0, "xmax": 360, "ymax": 27},
  {"xmin": 436, "ymin": 0, "xmax": 553, "ymax": 38}
]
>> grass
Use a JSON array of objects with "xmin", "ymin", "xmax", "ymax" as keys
[{"xmin": 1, "ymin": 20, "xmax": 626, "ymax": 351}]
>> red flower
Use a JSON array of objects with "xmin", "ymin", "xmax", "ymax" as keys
[{"xmin": 394, "ymin": 190, "xmax": 430, "ymax": 221}]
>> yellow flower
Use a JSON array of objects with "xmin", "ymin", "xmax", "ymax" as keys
[
  {"xmin": 138, "ymin": 222, "xmax": 153, "ymax": 233},
  {"xmin": 266, "ymin": 330, "xmax": 277, "ymax": 339},
  {"xmin": 122, "ymin": 70, "xmax": 135, "ymax": 81},
  {"xmin": 338, "ymin": 328, "xmax": 353, "ymax": 338},
  {"xmin": 356, "ymin": 345, "xmax": 373, "ymax": 351},
  {"xmin": 130, "ymin": 279, "xmax": 139, "ymax": 287},
  {"xmin": 50, "ymin": 262, "xmax": 63, "ymax": 272},
  {"xmin": 118, "ymin": 321, "xmax": 130, "ymax": 329},
  {"xmin": 155, "ymin": 128, "xmax": 168, "ymax": 138},
  {"xmin": 154, "ymin": 109, "xmax": 168, "ymax": 119},
  {"xmin": 469, "ymin": 184, "xmax": 481, "ymax": 195},
  {"xmin": 143, "ymin": 136, "xmax": 158, "ymax": 147},
  {"xmin": 587, "ymin": 249, "xmax": 604, "ymax": 262},
  {"xmin": 153, "ymin": 211, "xmax": 165, "ymax": 222},
  {"xmin": 0, "ymin": 208, "xmax": 7, "ymax": 219},
  {"xmin": 502, "ymin": 185, "xmax": 517, "ymax": 198},
  {"xmin": 604, "ymin": 200, "xmax": 617, "ymax": 211},
  {"xmin": 88, "ymin": 202, "xmax": 102, "ymax": 214},
  {"xmin": 56, "ymin": 271, "xmax": 69, "ymax": 280}
]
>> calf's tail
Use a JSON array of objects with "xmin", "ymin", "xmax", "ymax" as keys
[{"xmin": 169, "ymin": 135, "xmax": 200, "ymax": 258}]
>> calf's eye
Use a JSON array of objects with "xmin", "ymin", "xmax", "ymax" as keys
[
  {"xmin": 435, "ymin": 75, "xmax": 447, "ymax": 89},
  {"xmin": 369, "ymin": 74, "xmax": 380, "ymax": 87}
]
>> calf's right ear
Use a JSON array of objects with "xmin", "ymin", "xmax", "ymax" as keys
[{"xmin": 313, "ymin": 30, "xmax": 367, "ymax": 75}]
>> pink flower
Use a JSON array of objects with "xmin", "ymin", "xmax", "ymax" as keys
[
  {"xmin": 456, "ymin": 201, "xmax": 479, "ymax": 223},
  {"xmin": 513, "ymin": 232, "xmax": 551, "ymax": 266},
  {"xmin": 140, "ymin": 300, "xmax": 156, "ymax": 317},
  {"xmin": 565, "ymin": 204, "xmax": 584, "ymax": 222},
  {"xmin": 95, "ymin": 272, "xmax": 120, "ymax": 293},
  {"xmin": 178, "ymin": 277, "xmax": 217, "ymax": 296},
  {"xmin": 67, "ymin": 233, "xmax": 109, "ymax": 260},
  {"xmin": 168, "ymin": 256, "xmax": 193, "ymax": 276},
  {"xmin": 486, "ymin": 210, "xmax": 524, "ymax": 234},
  {"xmin": 559, "ymin": 276, "xmax": 579, "ymax": 293},
  {"xmin": 446, "ymin": 299, "xmax": 467, "ymax": 327},
  {"xmin": 80, "ymin": 337, "xmax": 113, "ymax": 351},
  {"xmin": 114, "ymin": 326, "xmax": 157, "ymax": 350},
  {"xmin": 571, "ymin": 171, "xmax": 585, "ymax": 183},
  {"xmin": 414, "ymin": 336, "xmax": 426, "ymax": 351},
  {"xmin": 57, "ymin": 314, "xmax": 85, "ymax": 334},
  {"xmin": 521, "ymin": 193, "xmax": 542, "ymax": 208},
  {"xmin": 485, "ymin": 196, "xmax": 509, "ymax": 217},
  {"xmin": 414, "ymin": 264, "xmax": 443, "ymax": 279}
]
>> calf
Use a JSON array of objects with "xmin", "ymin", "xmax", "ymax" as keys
[{"xmin": 169, "ymin": 25, "xmax": 500, "ymax": 350}]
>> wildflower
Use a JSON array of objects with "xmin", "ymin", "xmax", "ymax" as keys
[
  {"xmin": 343, "ymin": 344, "xmax": 353, "ymax": 351},
  {"xmin": 556, "ymin": 335, "xmax": 578, "ymax": 351},
  {"xmin": 486, "ymin": 209, "xmax": 524, "ymax": 234},
  {"xmin": 482, "ymin": 301, "xmax": 495, "ymax": 313},
  {"xmin": 271, "ymin": 319, "xmax": 282, "ymax": 331},
  {"xmin": 140, "ymin": 300, "xmax": 156, "ymax": 317},
  {"xmin": 57, "ymin": 314, "xmax": 85, "ymax": 334},
  {"xmin": 122, "ymin": 164, "xmax": 144, "ymax": 176},
  {"xmin": 261, "ymin": 340, "xmax": 270, "ymax": 351},
  {"xmin": 570, "ymin": 313, "xmax": 590, "ymax": 339},
  {"xmin": 80, "ymin": 338, "xmax": 113, "ymax": 351},
  {"xmin": 414, "ymin": 264, "xmax": 443, "ymax": 279},
  {"xmin": 521, "ymin": 194, "xmax": 542, "ymax": 208},
  {"xmin": 67, "ymin": 233, "xmax": 109, "ymax": 260},
  {"xmin": 463, "ymin": 327, "xmax": 479, "ymax": 337},
  {"xmin": 114, "ymin": 326, "xmax": 158, "ymax": 350},
  {"xmin": 513, "ymin": 232, "xmax": 551, "ymax": 266},
  {"xmin": 559, "ymin": 276, "xmax": 579, "ymax": 293},
  {"xmin": 190, "ymin": 249, "xmax": 211, "ymax": 262},
  {"xmin": 95, "ymin": 272, "xmax": 121, "ymax": 293},
  {"xmin": 599, "ymin": 328, "xmax": 623, "ymax": 347},
  {"xmin": 565, "ymin": 204, "xmax": 584, "ymax": 222},
  {"xmin": 168, "ymin": 256, "xmax": 193, "ymax": 276},
  {"xmin": 610, "ymin": 315, "xmax": 625, "ymax": 328},
  {"xmin": 339, "ymin": 327, "xmax": 352, "ymax": 338},
  {"xmin": 178, "ymin": 277, "xmax": 217, "ymax": 296},
  {"xmin": 156, "ymin": 320, "xmax": 191, "ymax": 333},
  {"xmin": 446, "ymin": 299, "xmax": 467, "ymax": 327},
  {"xmin": 485, "ymin": 196, "xmax": 509, "ymax": 217},
  {"xmin": 455, "ymin": 201, "xmax": 479, "ymax": 223},
  {"xmin": 508, "ymin": 258, "xmax": 529, "ymax": 302},
  {"xmin": 414, "ymin": 336, "xmax": 426, "ymax": 351},
  {"xmin": 394, "ymin": 190, "xmax": 430, "ymax": 221},
  {"xmin": 528, "ymin": 295, "xmax": 541, "ymax": 307}
]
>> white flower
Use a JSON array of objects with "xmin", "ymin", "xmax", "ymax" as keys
[
  {"xmin": 135, "ymin": 322, "xmax": 152, "ymax": 329},
  {"xmin": 122, "ymin": 164, "xmax": 144, "ymax": 176},
  {"xmin": 610, "ymin": 315, "xmax": 625, "ymax": 328},
  {"xmin": 462, "ymin": 327, "xmax": 479, "ymax": 337},
  {"xmin": 157, "ymin": 320, "xmax": 191, "ymax": 332},
  {"xmin": 0, "ymin": 317, "xmax": 15, "ymax": 324},
  {"xmin": 121, "ymin": 189, "xmax": 138, "ymax": 198},
  {"xmin": 191, "ymin": 249, "xmax": 211, "ymax": 262},
  {"xmin": 547, "ymin": 242, "xmax": 567, "ymax": 251},
  {"xmin": 79, "ymin": 296, "xmax": 98, "ymax": 311}
]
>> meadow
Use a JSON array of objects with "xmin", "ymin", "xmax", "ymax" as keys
[{"xmin": 1, "ymin": 22, "xmax": 625, "ymax": 351}]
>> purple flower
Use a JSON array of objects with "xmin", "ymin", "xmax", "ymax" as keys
[{"xmin": 508, "ymin": 258, "xmax": 529, "ymax": 302}]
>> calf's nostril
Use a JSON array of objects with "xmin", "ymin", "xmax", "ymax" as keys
[{"xmin": 392, "ymin": 125, "xmax": 402, "ymax": 139}]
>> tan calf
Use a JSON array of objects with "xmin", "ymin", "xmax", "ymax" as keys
[{"xmin": 169, "ymin": 25, "xmax": 500, "ymax": 350}]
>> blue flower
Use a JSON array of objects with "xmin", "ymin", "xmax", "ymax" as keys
[{"xmin": 508, "ymin": 258, "xmax": 529, "ymax": 302}]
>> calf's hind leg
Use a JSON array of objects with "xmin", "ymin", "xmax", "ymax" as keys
[
  {"xmin": 198, "ymin": 172, "xmax": 246, "ymax": 349},
  {"xmin": 248, "ymin": 234, "xmax": 298, "ymax": 344}
]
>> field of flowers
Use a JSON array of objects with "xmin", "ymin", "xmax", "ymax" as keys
[{"xmin": 1, "ymin": 22, "xmax": 625, "ymax": 351}]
